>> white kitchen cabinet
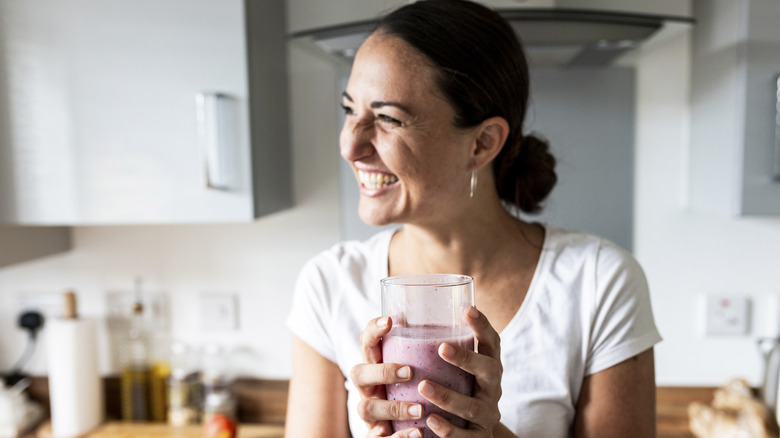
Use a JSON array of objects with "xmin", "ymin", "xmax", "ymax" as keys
[
  {"xmin": 0, "ymin": 0, "xmax": 290, "ymax": 225},
  {"xmin": 689, "ymin": 0, "xmax": 780, "ymax": 216}
]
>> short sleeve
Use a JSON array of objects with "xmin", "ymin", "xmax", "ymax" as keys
[
  {"xmin": 585, "ymin": 240, "xmax": 662, "ymax": 375},
  {"xmin": 286, "ymin": 258, "xmax": 337, "ymax": 363}
]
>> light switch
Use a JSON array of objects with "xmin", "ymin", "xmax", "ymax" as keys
[{"xmin": 704, "ymin": 295, "xmax": 750, "ymax": 336}]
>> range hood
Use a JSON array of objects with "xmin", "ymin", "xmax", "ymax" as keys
[{"xmin": 290, "ymin": 8, "xmax": 693, "ymax": 67}]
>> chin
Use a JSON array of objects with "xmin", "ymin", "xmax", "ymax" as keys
[
  {"xmin": 358, "ymin": 206, "xmax": 397, "ymax": 227},
  {"xmin": 358, "ymin": 214, "xmax": 392, "ymax": 227}
]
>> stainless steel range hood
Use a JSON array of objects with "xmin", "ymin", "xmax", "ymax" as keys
[{"xmin": 290, "ymin": 8, "xmax": 693, "ymax": 67}]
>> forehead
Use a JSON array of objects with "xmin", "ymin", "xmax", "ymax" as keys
[{"xmin": 347, "ymin": 34, "xmax": 442, "ymax": 102}]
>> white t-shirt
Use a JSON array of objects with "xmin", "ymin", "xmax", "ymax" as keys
[{"xmin": 286, "ymin": 224, "xmax": 662, "ymax": 437}]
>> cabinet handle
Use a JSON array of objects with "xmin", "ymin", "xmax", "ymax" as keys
[
  {"xmin": 196, "ymin": 92, "xmax": 234, "ymax": 190},
  {"xmin": 775, "ymin": 75, "xmax": 780, "ymax": 181}
]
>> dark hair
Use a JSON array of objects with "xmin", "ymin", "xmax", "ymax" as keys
[{"xmin": 374, "ymin": 0, "xmax": 556, "ymax": 214}]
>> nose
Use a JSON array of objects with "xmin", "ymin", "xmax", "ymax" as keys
[{"xmin": 340, "ymin": 116, "xmax": 375, "ymax": 162}]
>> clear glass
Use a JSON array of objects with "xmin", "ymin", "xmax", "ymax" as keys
[
  {"xmin": 381, "ymin": 274, "xmax": 475, "ymax": 437},
  {"xmin": 166, "ymin": 342, "xmax": 201, "ymax": 426}
]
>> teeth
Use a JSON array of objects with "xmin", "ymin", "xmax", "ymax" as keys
[{"xmin": 358, "ymin": 170, "xmax": 398, "ymax": 190}]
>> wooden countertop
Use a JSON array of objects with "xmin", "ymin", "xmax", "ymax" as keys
[
  {"xmin": 24, "ymin": 383, "xmax": 724, "ymax": 438},
  {"xmin": 34, "ymin": 421, "xmax": 284, "ymax": 438},
  {"xmin": 657, "ymin": 386, "xmax": 716, "ymax": 438}
]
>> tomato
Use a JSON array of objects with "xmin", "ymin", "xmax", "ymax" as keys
[{"xmin": 203, "ymin": 413, "xmax": 237, "ymax": 438}]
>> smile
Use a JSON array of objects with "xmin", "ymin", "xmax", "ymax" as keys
[{"xmin": 358, "ymin": 170, "xmax": 398, "ymax": 190}]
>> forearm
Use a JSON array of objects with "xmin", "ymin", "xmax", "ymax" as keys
[{"xmin": 285, "ymin": 336, "xmax": 350, "ymax": 438}]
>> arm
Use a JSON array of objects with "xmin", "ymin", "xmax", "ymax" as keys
[
  {"xmin": 285, "ymin": 335, "xmax": 350, "ymax": 438},
  {"xmin": 572, "ymin": 348, "xmax": 657, "ymax": 438}
]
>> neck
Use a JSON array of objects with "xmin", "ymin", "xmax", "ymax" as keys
[{"xmin": 389, "ymin": 196, "xmax": 540, "ymax": 278}]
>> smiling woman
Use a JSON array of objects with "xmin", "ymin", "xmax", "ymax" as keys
[{"xmin": 285, "ymin": 1, "xmax": 661, "ymax": 437}]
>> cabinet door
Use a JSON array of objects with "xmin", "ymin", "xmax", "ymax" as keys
[
  {"xmin": 0, "ymin": 0, "xmax": 257, "ymax": 224},
  {"xmin": 689, "ymin": 0, "xmax": 780, "ymax": 216},
  {"xmin": 739, "ymin": 0, "xmax": 780, "ymax": 215}
]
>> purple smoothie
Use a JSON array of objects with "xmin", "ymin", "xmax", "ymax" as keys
[{"xmin": 382, "ymin": 325, "xmax": 475, "ymax": 437}]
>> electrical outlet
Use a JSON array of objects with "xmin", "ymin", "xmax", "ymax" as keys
[
  {"xmin": 704, "ymin": 295, "xmax": 750, "ymax": 336},
  {"xmin": 200, "ymin": 293, "xmax": 239, "ymax": 332},
  {"xmin": 16, "ymin": 292, "xmax": 66, "ymax": 318}
]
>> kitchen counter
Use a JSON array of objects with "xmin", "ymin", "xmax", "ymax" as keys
[
  {"xmin": 657, "ymin": 386, "xmax": 715, "ymax": 438},
  {"xmin": 32, "ymin": 421, "xmax": 284, "ymax": 438},
  {"xmin": 23, "ymin": 381, "xmax": 721, "ymax": 438}
]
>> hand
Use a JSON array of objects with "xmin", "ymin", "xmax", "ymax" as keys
[
  {"xmin": 419, "ymin": 306, "xmax": 503, "ymax": 437},
  {"xmin": 350, "ymin": 316, "xmax": 425, "ymax": 438}
]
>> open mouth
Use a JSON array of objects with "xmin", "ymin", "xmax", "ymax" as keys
[{"xmin": 358, "ymin": 170, "xmax": 398, "ymax": 190}]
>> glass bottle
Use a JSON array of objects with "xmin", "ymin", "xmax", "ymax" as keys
[
  {"xmin": 167, "ymin": 342, "xmax": 201, "ymax": 426},
  {"xmin": 201, "ymin": 344, "xmax": 236, "ymax": 424},
  {"xmin": 120, "ymin": 300, "xmax": 151, "ymax": 421},
  {"xmin": 149, "ymin": 336, "xmax": 171, "ymax": 422}
]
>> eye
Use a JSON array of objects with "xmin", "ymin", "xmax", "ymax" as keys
[
  {"xmin": 378, "ymin": 114, "xmax": 402, "ymax": 126},
  {"xmin": 340, "ymin": 103, "xmax": 355, "ymax": 116}
]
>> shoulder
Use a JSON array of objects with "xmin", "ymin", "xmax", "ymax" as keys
[
  {"xmin": 540, "ymin": 224, "xmax": 647, "ymax": 294},
  {"xmin": 543, "ymin": 224, "xmax": 641, "ymax": 272}
]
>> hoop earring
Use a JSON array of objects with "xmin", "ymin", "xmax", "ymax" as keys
[{"xmin": 470, "ymin": 170, "xmax": 477, "ymax": 198}]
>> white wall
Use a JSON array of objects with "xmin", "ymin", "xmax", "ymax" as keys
[
  {"xmin": 2, "ymin": 23, "xmax": 780, "ymax": 387},
  {"xmin": 634, "ymin": 30, "xmax": 780, "ymax": 386},
  {"xmin": 0, "ymin": 42, "xmax": 343, "ymax": 379}
]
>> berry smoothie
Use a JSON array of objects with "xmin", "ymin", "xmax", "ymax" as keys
[{"xmin": 382, "ymin": 325, "xmax": 475, "ymax": 437}]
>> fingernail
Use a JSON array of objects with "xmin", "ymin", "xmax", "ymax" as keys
[
  {"xmin": 418, "ymin": 381, "xmax": 434, "ymax": 397},
  {"xmin": 468, "ymin": 306, "xmax": 479, "ymax": 319},
  {"xmin": 408, "ymin": 404, "xmax": 422, "ymax": 418},
  {"xmin": 396, "ymin": 366, "xmax": 411, "ymax": 379},
  {"xmin": 427, "ymin": 415, "xmax": 440, "ymax": 429},
  {"xmin": 410, "ymin": 429, "xmax": 422, "ymax": 438},
  {"xmin": 377, "ymin": 317, "xmax": 389, "ymax": 328},
  {"xmin": 439, "ymin": 343, "xmax": 455, "ymax": 358}
]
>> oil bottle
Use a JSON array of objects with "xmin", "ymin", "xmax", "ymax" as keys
[{"xmin": 120, "ymin": 299, "xmax": 151, "ymax": 421}]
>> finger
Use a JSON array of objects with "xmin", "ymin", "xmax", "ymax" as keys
[
  {"xmin": 362, "ymin": 316, "xmax": 393, "ymax": 363},
  {"xmin": 437, "ymin": 342, "xmax": 501, "ymax": 400},
  {"xmin": 392, "ymin": 428, "xmax": 423, "ymax": 438},
  {"xmin": 358, "ymin": 397, "xmax": 424, "ymax": 423},
  {"xmin": 419, "ymin": 380, "xmax": 499, "ymax": 430},
  {"xmin": 426, "ymin": 413, "xmax": 461, "ymax": 438},
  {"xmin": 369, "ymin": 421, "xmax": 423, "ymax": 438},
  {"xmin": 351, "ymin": 362, "xmax": 412, "ymax": 390},
  {"xmin": 465, "ymin": 306, "xmax": 501, "ymax": 360},
  {"xmin": 367, "ymin": 422, "xmax": 394, "ymax": 437}
]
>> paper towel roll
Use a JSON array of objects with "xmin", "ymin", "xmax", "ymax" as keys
[{"xmin": 47, "ymin": 316, "xmax": 104, "ymax": 437}]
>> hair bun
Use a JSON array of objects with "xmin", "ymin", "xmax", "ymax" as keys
[{"xmin": 493, "ymin": 133, "xmax": 557, "ymax": 214}]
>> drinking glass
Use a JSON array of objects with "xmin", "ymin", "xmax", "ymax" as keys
[{"xmin": 381, "ymin": 274, "xmax": 475, "ymax": 437}]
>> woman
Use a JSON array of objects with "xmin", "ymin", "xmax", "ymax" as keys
[{"xmin": 285, "ymin": 1, "xmax": 661, "ymax": 437}]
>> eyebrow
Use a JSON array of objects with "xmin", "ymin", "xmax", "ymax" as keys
[{"xmin": 341, "ymin": 91, "xmax": 412, "ymax": 114}]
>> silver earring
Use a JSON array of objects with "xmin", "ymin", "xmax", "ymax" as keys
[{"xmin": 470, "ymin": 170, "xmax": 477, "ymax": 198}]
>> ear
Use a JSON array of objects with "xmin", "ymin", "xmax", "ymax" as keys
[{"xmin": 471, "ymin": 116, "xmax": 509, "ymax": 170}]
